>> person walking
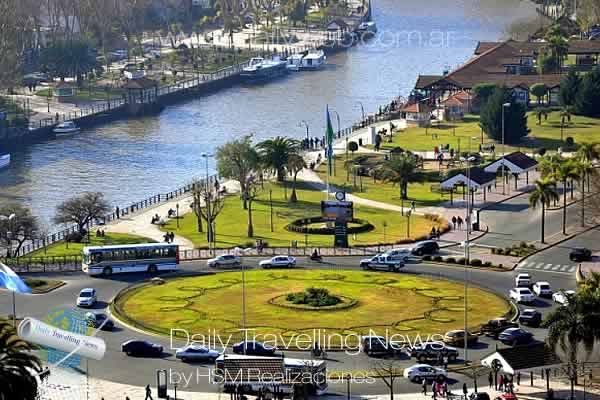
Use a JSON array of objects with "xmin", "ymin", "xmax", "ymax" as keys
[
  {"xmin": 432, "ymin": 381, "xmax": 437, "ymax": 399},
  {"xmin": 145, "ymin": 384, "xmax": 153, "ymax": 400},
  {"xmin": 516, "ymin": 372, "xmax": 521, "ymax": 386},
  {"xmin": 422, "ymin": 379, "xmax": 428, "ymax": 395},
  {"xmin": 411, "ymin": 201, "xmax": 416, "ymax": 211},
  {"xmin": 498, "ymin": 374, "xmax": 504, "ymax": 392},
  {"xmin": 488, "ymin": 371, "xmax": 493, "ymax": 388},
  {"xmin": 457, "ymin": 216, "xmax": 463, "ymax": 230},
  {"xmin": 451, "ymin": 216, "xmax": 457, "ymax": 229},
  {"xmin": 462, "ymin": 383, "xmax": 468, "ymax": 398},
  {"xmin": 115, "ymin": 206, "xmax": 120, "ymax": 219}
]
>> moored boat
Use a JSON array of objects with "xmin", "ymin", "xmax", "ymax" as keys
[
  {"xmin": 286, "ymin": 54, "xmax": 304, "ymax": 71},
  {"xmin": 53, "ymin": 121, "xmax": 81, "ymax": 136},
  {"xmin": 300, "ymin": 50, "xmax": 326, "ymax": 70},
  {"xmin": 0, "ymin": 154, "xmax": 9, "ymax": 169},
  {"xmin": 356, "ymin": 21, "xmax": 377, "ymax": 37},
  {"xmin": 241, "ymin": 57, "xmax": 288, "ymax": 83}
]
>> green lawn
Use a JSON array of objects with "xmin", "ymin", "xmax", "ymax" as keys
[
  {"xmin": 161, "ymin": 181, "xmax": 446, "ymax": 249},
  {"xmin": 36, "ymin": 87, "xmax": 124, "ymax": 102},
  {"xmin": 381, "ymin": 112, "xmax": 600, "ymax": 153},
  {"xmin": 315, "ymin": 154, "xmax": 448, "ymax": 208},
  {"xmin": 117, "ymin": 270, "xmax": 510, "ymax": 347},
  {"xmin": 28, "ymin": 232, "xmax": 155, "ymax": 258}
]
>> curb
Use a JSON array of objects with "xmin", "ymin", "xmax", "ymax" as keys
[{"xmin": 30, "ymin": 280, "xmax": 66, "ymax": 294}]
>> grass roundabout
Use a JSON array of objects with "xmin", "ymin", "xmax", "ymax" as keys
[{"xmin": 116, "ymin": 270, "xmax": 510, "ymax": 348}]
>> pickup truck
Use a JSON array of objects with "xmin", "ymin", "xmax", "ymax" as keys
[
  {"xmin": 480, "ymin": 317, "xmax": 519, "ymax": 339},
  {"xmin": 360, "ymin": 254, "xmax": 405, "ymax": 272}
]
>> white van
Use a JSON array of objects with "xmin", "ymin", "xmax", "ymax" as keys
[{"xmin": 515, "ymin": 273, "xmax": 531, "ymax": 287}]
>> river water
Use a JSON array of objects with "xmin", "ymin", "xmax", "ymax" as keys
[{"xmin": 0, "ymin": 0, "xmax": 540, "ymax": 224}]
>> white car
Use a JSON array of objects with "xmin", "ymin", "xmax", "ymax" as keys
[
  {"xmin": 403, "ymin": 364, "xmax": 447, "ymax": 383},
  {"xmin": 384, "ymin": 248, "xmax": 412, "ymax": 262},
  {"xmin": 77, "ymin": 288, "xmax": 97, "ymax": 307},
  {"xmin": 515, "ymin": 273, "xmax": 531, "ymax": 287},
  {"xmin": 360, "ymin": 254, "xmax": 404, "ymax": 271},
  {"xmin": 532, "ymin": 281, "xmax": 553, "ymax": 297},
  {"xmin": 207, "ymin": 254, "xmax": 241, "ymax": 268},
  {"xmin": 509, "ymin": 287, "xmax": 535, "ymax": 303},
  {"xmin": 175, "ymin": 345, "xmax": 221, "ymax": 362},
  {"xmin": 552, "ymin": 290, "xmax": 576, "ymax": 305},
  {"xmin": 259, "ymin": 256, "xmax": 296, "ymax": 269}
]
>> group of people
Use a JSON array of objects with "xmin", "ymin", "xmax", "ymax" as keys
[
  {"xmin": 167, "ymin": 208, "xmax": 177, "ymax": 218},
  {"xmin": 422, "ymin": 376, "xmax": 451, "ymax": 399},
  {"xmin": 163, "ymin": 232, "xmax": 175, "ymax": 243},
  {"xmin": 302, "ymin": 136, "xmax": 327, "ymax": 150},
  {"xmin": 430, "ymin": 226, "xmax": 442, "ymax": 239},
  {"xmin": 150, "ymin": 214, "xmax": 161, "ymax": 224},
  {"xmin": 488, "ymin": 371, "xmax": 517, "ymax": 394},
  {"xmin": 450, "ymin": 216, "xmax": 465, "ymax": 230},
  {"xmin": 95, "ymin": 229, "xmax": 106, "ymax": 237}
]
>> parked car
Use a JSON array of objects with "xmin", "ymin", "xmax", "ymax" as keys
[
  {"xmin": 76, "ymin": 288, "xmax": 97, "ymax": 307},
  {"xmin": 403, "ymin": 364, "xmax": 447, "ymax": 383},
  {"xmin": 360, "ymin": 254, "xmax": 404, "ymax": 272},
  {"xmin": 121, "ymin": 340, "xmax": 163, "ymax": 357},
  {"xmin": 532, "ymin": 281, "xmax": 553, "ymax": 297},
  {"xmin": 442, "ymin": 329, "xmax": 479, "ymax": 346},
  {"xmin": 552, "ymin": 290, "xmax": 576, "ymax": 305},
  {"xmin": 480, "ymin": 318, "xmax": 519, "ymax": 338},
  {"xmin": 207, "ymin": 254, "xmax": 241, "ymax": 268},
  {"xmin": 361, "ymin": 335, "xmax": 402, "ymax": 357},
  {"xmin": 85, "ymin": 312, "xmax": 114, "ymax": 331},
  {"xmin": 498, "ymin": 328, "xmax": 534, "ymax": 346},
  {"xmin": 175, "ymin": 345, "xmax": 221, "ymax": 362},
  {"xmin": 495, "ymin": 394, "xmax": 517, "ymax": 400},
  {"xmin": 408, "ymin": 341, "xmax": 459, "ymax": 363},
  {"xmin": 569, "ymin": 247, "xmax": 592, "ymax": 262},
  {"xmin": 509, "ymin": 287, "xmax": 535, "ymax": 304},
  {"xmin": 469, "ymin": 393, "xmax": 491, "ymax": 400},
  {"xmin": 518, "ymin": 309, "xmax": 542, "ymax": 327},
  {"xmin": 515, "ymin": 273, "xmax": 531, "ymax": 287},
  {"xmin": 232, "ymin": 341, "xmax": 275, "ymax": 356},
  {"xmin": 411, "ymin": 241, "xmax": 440, "ymax": 256},
  {"xmin": 259, "ymin": 256, "xmax": 296, "ymax": 269}
]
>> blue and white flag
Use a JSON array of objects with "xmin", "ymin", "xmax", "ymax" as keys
[{"xmin": 0, "ymin": 262, "xmax": 31, "ymax": 294}]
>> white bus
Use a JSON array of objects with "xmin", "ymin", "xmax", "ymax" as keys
[{"xmin": 82, "ymin": 243, "xmax": 179, "ymax": 276}]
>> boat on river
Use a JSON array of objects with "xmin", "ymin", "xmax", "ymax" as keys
[
  {"xmin": 299, "ymin": 50, "xmax": 326, "ymax": 70},
  {"xmin": 286, "ymin": 54, "xmax": 304, "ymax": 71},
  {"xmin": 0, "ymin": 154, "xmax": 9, "ymax": 169},
  {"xmin": 356, "ymin": 21, "xmax": 377, "ymax": 37},
  {"xmin": 53, "ymin": 121, "xmax": 81, "ymax": 136},
  {"xmin": 241, "ymin": 57, "xmax": 288, "ymax": 82}
]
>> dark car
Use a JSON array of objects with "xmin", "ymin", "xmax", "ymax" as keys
[
  {"xmin": 121, "ymin": 340, "xmax": 163, "ymax": 357},
  {"xmin": 86, "ymin": 312, "xmax": 114, "ymax": 331},
  {"xmin": 480, "ymin": 318, "xmax": 519, "ymax": 339},
  {"xmin": 569, "ymin": 247, "xmax": 592, "ymax": 262},
  {"xmin": 408, "ymin": 341, "xmax": 459, "ymax": 363},
  {"xmin": 411, "ymin": 240, "xmax": 440, "ymax": 256},
  {"xmin": 498, "ymin": 328, "xmax": 534, "ymax": 346},
  {"xmin": 469, "ymin": 393, "xmax": 491, "ymax": 400},
  {"xmin": 232, "ymin": 341, "xmax": 275, "ymax": 356},
  {"xmin": 518, "ymin": 309, "xmax": 542, "ymax": 327},
  {"xmin": 361, "ymin": 335, "xmax": 402, "ymax": 357}
]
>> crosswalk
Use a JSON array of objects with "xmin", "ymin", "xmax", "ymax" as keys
[{"xmin": 516, "ymin": 260, "xmax": 578, "ymax": 274}]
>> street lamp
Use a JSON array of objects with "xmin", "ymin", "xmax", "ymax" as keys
[
  {"xmin": 1, "ymin": 213, "xmax": 17, "ymax": 327},
  {"xmin": 298, "ymin": 120, "xmax": 309, "ymax": 142},
  {"xmin": 355, "ymin": 101, "xmax": 365, "ymax": 124},
  {"xmin": 176, "ymin": 203, "xmax": 180, "ymax": 229},
  {"xmin": 501, "ymin": 102, "xmax": 511, "ymax": 195},
  {"xmin": 405, "ymin": 210, "xmax": 411, "ymax": 238}
]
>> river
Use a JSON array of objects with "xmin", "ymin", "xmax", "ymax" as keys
[{"xmin": 0, "ymin": 0, "xmax": 540, "ymax": 225}]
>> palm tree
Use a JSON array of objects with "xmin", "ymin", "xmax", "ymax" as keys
[
  {"xmin": 286, "ymin": 153, "xmax": 306, "ymax": 203},
  {"xmin": 551, "ymin": 160, "xmax": 580, "ymax": 235},
  {"xmin": 560, "ymin": 106, "xmax": 572, "ymax": 142},
  {"xmin": 529, "ymin": 179, "xmax": 559, "ymax": 243},
  {"xmin": 573, "ymin": 160, "xmax": 595, "ymax": 227},
  {"xmin": 257, "ymin": 137, "xmax": 301, "ymax": 182},
  {"xmin": 577, "ymin": 142, "xmax": 599, "ymax": 191},
  {"xmin": 377, "ymin": 153, "xmax": 422, "ymax": 210},
  {"xmin": 0, "ymin": 321, "xmax": 42, "ymax": 400}
]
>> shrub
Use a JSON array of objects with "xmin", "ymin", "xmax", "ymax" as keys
[
  {"xmin": 538, "ymin": 148, "xmax": 547, "ymax": 156},
  {"xmin": 498, "ymin": 264, "xmax": 503, "ymax": 269},
  {"xmin": 445, "ymin": 257, "xmax": 456, "ymax": 264},
  {"xmin": 433, "ymin": 255, "xmax": 443, "ymax": 262},
  {"xmin": 456, "ymin": 257, "xmax": 466, "ymax": 264},
  {"xmin": 286, "ymin": 288, "xmax": 340, "ymax": 307},
  {"xmin": 66, "ymin": 231, "xmax": 84, "ymax": 243},
  {"xmin": 470, "ymin": 259, "xmax": 482, "ymax": 266},
  {"xmin": 504, "ymin": 247, "xmax": 513, "ymax": 255},
  {"xmin": 422, "ymin": 255, "xmax": 432, "ymax": 261},
  {"xmin": 519, "ymin": 241, "xmax": 528, "ymax": 248},
  {"xmin": 491, "ymin": 248, "xmax": 497, "ymax": 254},
  {"xmin": 495, "ymin": 248, "xmax": 504, "ymax": 255},
  {"xmin": 483, "ymin": 261, "xmax": 493, "ymax": 268}
]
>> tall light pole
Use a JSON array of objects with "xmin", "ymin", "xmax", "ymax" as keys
[
  {"xmin": 1, "ymin": 213, "xmax": 17, "ymax": 327},
  {"xmin": 355, "ymin": 101, "xmax": 365, "ymax": 124},
  {"xmin": 460, "ymin": 154, "xmax": 475, "ymax": 364},
  {"xmin": 501, "ymin": 103, "xmax": 511, "ymax": 195},
  {"xmin": 298, "ymin": 120, "xmax": 309, "ymax": 142}
]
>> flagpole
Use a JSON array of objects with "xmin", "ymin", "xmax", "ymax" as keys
[{"xmin": 12, "ymin": 290, "xmax": 16, "ymax": 327}]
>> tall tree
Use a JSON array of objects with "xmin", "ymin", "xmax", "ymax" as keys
[
  {"xmin": 54, "ymin": 192, "xmax": 110, "ymax": 237},
  {"xmin": 377, "ymin": 153, "xmax": 422, "ymax": 202},
  {"xmin": 479, "ymin": 88, "xmax": 529, "ymax": 144},
  {"xmin": 559, "ymin": 68, "xmax": 581, "ymax": 107},
  {"xmin": 0, "ymin": 321, "xmax": 42, "ymax": 400},
  {"xmin": 551, "ymin": 161, "xmax": 580, "ymax": 235},
  {"xmin": 216, "ymin": 135, "xmax": 260, "ymax": 210},
  {"xmin": 575, "ymin": 67, "xmax": 600, "ymax": 117},
  {"xmin": 530, "ymin": 83, "xmax": 547, "ymax": 105},
  {"xmin": 371, "ymin": 359, "xmax": 403, "ymax": 400},
  {"xmin": 529, "ymin": 179, "xmax": 559, "ymax": 243},
  {"xmin": 190, "ymin": 178, "xmax": 225, "ymax": 243},
  {"xmin": 257, "ymin": 137, "xmax": 301, "ymax": 182},
  {"xmin": 573, "ymin": 160, "xmax": 595, "ymax": 227},
  {"xmin": 41, "ymin": 39, "xmax": 99, "ymax": 83},
  {"xmin": 0, "ymin": 205, "xmax": 40, "ymax": 258},
  {"xmin": 243, "ymin": 176, "xmax": 260, "ymax": 237},
  {"xmin": 286, "ymin": 153, "xmax": 306, "ymax": 203}
]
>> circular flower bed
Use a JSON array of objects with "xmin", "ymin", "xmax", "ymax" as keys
[
  {"xmin": 269, "ymin": 293, "xmax": 358, "ymax": 311},
  {"xmin": 285, "ymin": 217, "xmax": 374, "ymax": 235}
]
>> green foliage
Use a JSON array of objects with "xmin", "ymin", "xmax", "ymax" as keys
[
  {"xmin": 560, "ymin": 68, "xmax": 581, "ymax": 106},
  {"xmin": 348, "ymin": 141, "xmax": 359, "ymax": 153},
  {"xmin": 257, "ymin": 136, "xmax": 301, "ymax": 182},
  {"xmin": 530, "ymin": 83, "xmax": 547, "ymax": 104},
  {"xmin": 537, "ymin": 51, "xmax": 559, "ymax": 74},
  {"xmin": 575, "ymin": 67, "xmax": 600, "ymax": 117},
  {"xmin": 376, "ymin": 153, "xmax": 423, "ymax": 200},
  {"xmin": 445, "ymin": 257, "xmax": 456, "ymax": 264},
  {"xmin": 470, "ymin": 259, "xmax": 482, "ymax": 266},
  {"xmin": 286, "ymin": 287, "xmax": 341, "ymax": 307},
  {"xmin": 472, "ymin": 83, "xmax": 498, "ymax": 105},
  {"xmin": 41, "ymin": 39, "xmax": 99, "ymax": 81},
  {"xmin": 479, "ymin": 87, "xmax": 529, "ymax": 144}
]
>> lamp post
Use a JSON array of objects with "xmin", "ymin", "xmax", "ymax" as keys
[
  {"xmin": 176, "ymin": 203, "xmax": 180, "ymax": 229},
  {"xmin": 406, "ymin": 210, "xmax": 411, "ymax": 238},
  {"xmin": 1, "ymin": 213, "xmax": 17, "ymax": 327},
  {"xmin": 501, "ymin": 102, "xmax": 511, "ymax": 195},
  {"xmin": 355, "ymin": 101, "xmax": 365, "ymax": 124},
  {"xmin": 298, "ymin": 120, "xmax": 309, "ymax": 142}
]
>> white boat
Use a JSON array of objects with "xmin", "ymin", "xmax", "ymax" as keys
[
  {"xmin": 53, "ymin": 121, "xmax": 81, "ymax": 136},
  {"xmin": 241, "ymin": 57, "xmax": 288, "ymax": 82},
  {"xmin": 286, "ymin": 53, "xmax": 304, "ymax": 71},
  {"xmin": 356, "ymin": 21, "xmax": 378, "ymax": 34},
  {"xmin": 0, "ymin": 154, "xmax": 9, "ymax": 169},
  {"xmin": 300, "ymin": 50, "xmax": 326, "ymax": 70}
]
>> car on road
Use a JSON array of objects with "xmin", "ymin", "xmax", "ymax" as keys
[
  {"xmin": 498, "ymin": 327, "xmax": 534, "ymax": 346},
  {"xmin": 76, "ymin": 288, "xmax": 97, "ymax": 307},
  {"xmin": 403, "ymin": 364, "xmax": 447, "ymax": 383},
  {"xmin": 515, "ymin": 273, "xmax": 531, "ymax": 287},
  {"xmin": 175, "ymin": 345, "xmax": 221, "ymax": 362},
  {"xmin": 360, "ymin": 254, "xmax": 404, "ymax": 272},
  {"xmin": 232, "ymin": 340, "xmax": 275, "ymax": 356},
  {"xmin": 411, "ymin": 241, "xmax": 440, "ymax": 256},
  {"xmin": 552, "ymin": 290, "xmax": 576, "ymax": 305},
  {"xmin": 509, "ymin": 287, "xmax": 535, "ymax": 304},
  {"xmin": 480, "ymin": 318, "xmax": 519, "ymax": 338},
  {"xmin": 569, "ymin": 247, "xmax": 592, "ymax": 262},
  {"xmin": 385, "ymin": 248, "xmax": 412, "ymax": 262},
  {"xmin": 85, "ymin": 312, "xmax": 114, "ymax": 331},
  {"xmin": 207, "ymin": 254, "xmax": 241, "ymax": 268},
  {"xmin": 361, "ymin": 335, "xmax": 402, "ymax": 357},
  {"xmin": 121, "ymin": 340, "xmax": 163, "ymax": 357},
  {"xmin": 259, "ymin": 256, "xmax": 296, "ymax": 269},
  {"xmin": 408, "ymin": 341, "xmax": 458, "ymax": 363},
  {"xmin": 532, "ymin": 281, "xmax": 553, "ymax": 297},
  {"xmin": 518, "ymin": 309, "xmax": 542, "ymax": 327},
  {"xmin": 442, "ymin": 330, "xmax": 479, "ymax": 347}
]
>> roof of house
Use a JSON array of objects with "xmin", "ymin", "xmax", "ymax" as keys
[
  {"xmin": 400, "ymin": 102, "xmax": 432, "ymax": 113},
  {"xmin": 223, "ymin": 357, "xmax": 286, "ymax": 383},
  {"xmin": 487, "ymin": 343, "xmax": 562, "ymax": 372},
  {"xmin": 475, "ymin": 39, "xmax": 600, "ymax": 56},
  {"xmin": 441, "ymin": 167, "xmax": 496, "ymax": 189},
  {"xmin": 415, "ymin": 75, "xmax": 444, "ymax": 89},
  {"xmin": 504, "ymin": 151, "xmax": 538, "ymax": 170},
  {"xmin": 567, "ymin": 39, "xmax": 600, "ymax": 54},
  {"xmin": 474, "ymin": 41, "xmax": 499, "ymax": 55},
  {"xmin": 326, "ymin": 18, "xmax": 349, "ymax": 30},
  {"xmin": 441, "ymin": 90, "xmax": 471, "ymax": 106},
  {"xmin": 468, "ymin": 167, "xmax": 498, "ymax": 185},
  {"xmin": 122, "ymin": 77, "xmax": 158, "ymax": 89}
]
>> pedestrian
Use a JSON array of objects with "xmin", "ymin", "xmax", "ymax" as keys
[
  {"xmin": 411, "ymin": 201, "xmax": 416, "ymax": 211},
  {"xmin": 488, "ymin": 371, "xmax": 493, "ymax": 388},
  {"xmin": 451, "ymin": 216, "xmax": 457, "ymax": 229},
  {"xmin": 431, "ymin": 227, "xmax": 436, "ymax": 239},
  {"xmin": 436, "ymin": 228, "xmax": 441, "ymax": 239},
  {"xmin": 516, "ymin": 371, "xmax": 521, "ymax": 386},
  {"xmin": 457, "ymin": 216, "xmax": 463, "ymax": 229},
  {"xmin": 432, "ymin": 381, "xmax": 437, "ymax": 399},
  {"xmin": 437, "ymin": 351, "xmax": 443, "ymax": 366},
  {"xmin": 310, "ymin": 138, "xmax": 314, "ymax": 149},
  {"xmin": 462, "ymin": 383, "xmax": 468, "ymax": 397},
  {"xmin": 498, "ymin": 374, "xmax": 504, "ymax": 392},
  {"xmin": 145, "ymin": 383, "xmax": 153, "ymax": 400},
  {"xmin": 116, "ymin": 206, "xmax": 120, "ymax": 219},
  {"xmin": 422, "ymin": 379, "xmax": 428, "ymax": 395},
  {"xmin": 442, "ymin": 355, "xmax": 448, "ymax": 370},
  {"xmin": 443, "ymin": 382, "xmax": 448, "ymax": 397}
]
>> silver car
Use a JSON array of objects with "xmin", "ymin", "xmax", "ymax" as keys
[
  {"xmin": 207, "ymin": 254, "xmax": 241, "ymax": 268},
  {"xmin": 175, "ymin": 345, "xmax": 221, "ymax": 362}
]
